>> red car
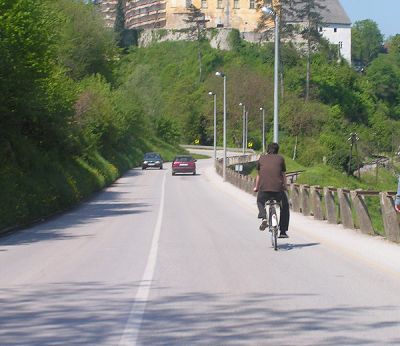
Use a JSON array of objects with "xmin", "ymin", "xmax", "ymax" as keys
[{"xmin": 172, "ymin": 155, "xmax": 197, "ymax": 175}]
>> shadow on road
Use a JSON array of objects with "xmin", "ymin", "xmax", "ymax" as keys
[
  {"xmin": 279, "ymin": 242, "xmax": 320, "ymax": 251},
  {"xmin": 0, "ymin": 169, "xmax": 152, "ymax": 247},
  {"xmin": 0, "ymin": 283, "xmax": 399, "ymax": 345}
]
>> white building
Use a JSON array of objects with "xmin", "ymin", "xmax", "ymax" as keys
[{"xmin": 284, "ymin": 0, "xmax": 352, "ymax": 63}]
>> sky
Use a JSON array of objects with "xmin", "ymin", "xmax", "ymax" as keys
[{"xmin": 339, "ymin": 0, "xmax": 399, "ymax": 39}]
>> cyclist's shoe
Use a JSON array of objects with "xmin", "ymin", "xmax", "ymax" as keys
[
  {"xmin": 279, "ymin": 231, "xmax": 289, "ymax": 238},
  {"xmin": 259, "ymin": 219, "xmax": 268, "ymax": 231}
]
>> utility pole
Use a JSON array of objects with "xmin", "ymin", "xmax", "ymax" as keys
[{"xmin": 348, "ymin": 132, "xmax": 360, "ymax": 178}]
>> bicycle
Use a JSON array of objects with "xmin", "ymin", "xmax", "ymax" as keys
[{"xmin": 265, "ymin": 199, "xmax": 281, "ymax": 251}]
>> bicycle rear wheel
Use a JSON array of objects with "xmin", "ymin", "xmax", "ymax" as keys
[
  {"xmin": 269, "ymin": 206, "xmax": 278, "ymax": 251},
  {"xmin": 272, "ymin": 227, "xmax": 278, "ymax": 251}
]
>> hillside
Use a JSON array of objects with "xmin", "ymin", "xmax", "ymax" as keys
[
  {"xmin": 2, "ymin": 1, "xmax": 400, "ymax": 231},
  {"xmin": 121, "ymin": 34, "xmax": 400, "ymax": 170}
]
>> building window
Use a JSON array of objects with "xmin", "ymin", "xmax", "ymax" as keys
[
  {"xmin": 234, "ymin": 0, "xmax": 240, "ymax": 9},
  {"xmin": 339, "ymin": 41, "xmax": 343, "ymax": 48},
  {"xmin": 217, "ymin": 0, "xmax": 223, "ymax": 8},
  {"xmin": 201, "ymin": 0, "xmax": 207, "ymax": 8},
  {"xmin": 334, "ymin": 27, "xmax": 337, "ymax": 32},
  {"xmin": 249, "ymin": 0, "xmax": 255, "ymax": 9}
]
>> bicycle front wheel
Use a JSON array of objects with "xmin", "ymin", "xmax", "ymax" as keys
[{"xmin": 272, "ymin": 227, "xmax": 278, "ymax": 251}]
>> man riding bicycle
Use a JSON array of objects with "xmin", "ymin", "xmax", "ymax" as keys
[{"xmin": 253, "ymin": 142, "xmax": 290, "ymax": 238}]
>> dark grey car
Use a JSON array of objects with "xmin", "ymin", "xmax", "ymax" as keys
[{"xmin": 142, "ymin": 152, "xmax": 163, "ymax": 170}]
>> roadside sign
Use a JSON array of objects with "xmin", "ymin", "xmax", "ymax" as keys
[{"xmin": 235, "ymin": 164, "xmax": 243, "ymax": 172}]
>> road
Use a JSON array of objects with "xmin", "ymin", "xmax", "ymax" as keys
[{"xmin": 1, "ymin": 154, "xmax": 400, "ymax": 345}]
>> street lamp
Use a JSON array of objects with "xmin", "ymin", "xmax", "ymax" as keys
[
  {"xmin": 245, "ymin": 110, "xmax": 249, "ymax": 152},
  {"xmin": 239, "ymin": 102, "xmax": 246, "ymax": 154},
  {"xmin": 208, "ymin": 91, "xmax": 217, "ymax": 160},
  {"xmin": 260, "ymin": 107, "xmax": 265, "ymax": 153},
  {"xmin": 262, "ymin": 4, "xmax": 279, "ymax": 143},
  {"xmin": 215, "ymin": 71, "xmax": 227, "ymax": 181}
]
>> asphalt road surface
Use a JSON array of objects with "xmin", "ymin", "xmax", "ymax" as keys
[{"xmin": 1, "ymin": 154, "xmax": 400, "ymax": 345}]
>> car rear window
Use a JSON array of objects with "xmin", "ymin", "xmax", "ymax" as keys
[
  {"xmin": 144, "ymin": 154, "xmax": 160, "ymax": 160},
  {"xmin": 175, "ymin": 156, "xmax": 193, "ymax": 162}
]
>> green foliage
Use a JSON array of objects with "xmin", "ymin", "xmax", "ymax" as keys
[
  {"xmin": 54, "ymin": 0, "xmax": 118, "ymax": 80},
  {"xmin": 352, "ymin": 19, "xmax": 384, "ymax": 66},
  {"xmin": 302, "ymin": 57, "xmax": 369, "ymax": 122},
  {"xmin": 284, "ymin": 155, "xmax": 306, "ymax": 172},
  {"xmin": 280, "ymin": 95, "xmax": 328, "ymax": 136},
  {"xmin": 119, "ymin": 38, "xmax": 400, "ymax": 168},
  {"xmin": 114, "ymin": 0, "xmax": 126, "ymax": 46},
  {"xmin": 296, "ymin": 157, "xmax": 397, "ymax": 192},
  {"xmin": 318, "ymin": 133, "xmax": 349, "ymax": 171},
  {"xmin": 294, "ymin": 163, "xmax": 396, "ymax": 236},
  {"xmin": 2, "ymin": 3, "xmax": 400, "ymax": 232},
  {"xmin": 228, "ymin": 29, "xmax": 243, "ymax": 52},
  {"xmin": 0, "ymin": 1, "xmax": 180, "ymax": 231},
  {"xmin": 156, "ymin": 116, "xmax": 181, "ymax": 144},
  {"xmin": 386, "ymin": 34, "xmax": 400, "ymax": 56},
  {"xmin": 368, "ymin": 105, "xmax": 399, "ymax": 152},
  {"xmin": 294, "ymin": 137, "xmax": 326, "ymax": 166},
  {"xmin": 366, "ymin": 54, "xmax": 400, "ymax": 109},
  {"xmin": 296, "ymin": 164, "xmax": 361, "ymax": 189},
  {"xmin": 0, "ymin": 140, "xmax": 118, "ymax": 231},
  {"xmin": 0, "ymin": 0, "xmax": 61, "ymax": 142}
]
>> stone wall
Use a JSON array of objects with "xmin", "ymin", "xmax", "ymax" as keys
[
  {"xmin": 138, "ymin": 27, "xmax": 265, "ymax": 49},
  {"xmin": 138, "ymin": 28, "xmax": 236, "ymax": 49}
]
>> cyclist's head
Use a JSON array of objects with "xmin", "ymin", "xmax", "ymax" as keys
[{"xmin": 267, "ymin": 142, "xmax": 279, "ymax": 154}]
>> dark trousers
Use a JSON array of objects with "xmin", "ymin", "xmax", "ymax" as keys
[{"xmin": 257, "ymin": 191, "xmax": 290, "ymax": 232}]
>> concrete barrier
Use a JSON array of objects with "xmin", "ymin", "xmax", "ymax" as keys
[
  {"xmin": 380, "ymin": 192, "xmax": 400, "ymax": 243},
  {"xmin": 337, "ymin": 188, "xmax": 354, "ymax": 229},
  {"xmin": 350, "ymin": 191, "xmax": 374, "ymax": 235},
  {"xmin": 216, "ymin": 154, "xmax": 400, "ymax": 243},
  {"xmin": 300, "ymin": 185, "xmax": 311, "ymax": 216},
  {"xmin": 290, "ymin": 184, "xmax": 301, "ymax": 212},
  {"xmin": 311, "ymin": 186, "xmax": 324, "ymax": 220},
  {"xmin": 324, "ymin": 187, "xmax": 337, "ymax": 224}
]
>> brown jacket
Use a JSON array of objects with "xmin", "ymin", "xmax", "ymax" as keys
[{"xmin": 256, "ymin": 154, "xmax": 286, "ymax": 192}]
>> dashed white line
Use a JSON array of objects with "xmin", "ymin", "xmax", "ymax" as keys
[{"xmin": 119, "ymin": 170, "xmax": 167, "ymax": 346}]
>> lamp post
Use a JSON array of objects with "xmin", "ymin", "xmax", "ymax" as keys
[
  {"xmin": 262, "ymin": 4, "xmax": 279, "ymax": 143},
  {"xmin": 260, "ymin": 107, "xmax": 265, "ymax": 153},
  {"xmin": 215, "ymin": 71, "xmax": 227, "ymax": 181},
  {"xmin": 208, "ymin": 91, "xmax": 217, "ymax": 160},
  {"xmin": 245, "ymin": 110, "xmax": 249, "ymax": 152},
  {"xmin": 239, "ymin": 102, "xmax": 246, "ymax": 154}
]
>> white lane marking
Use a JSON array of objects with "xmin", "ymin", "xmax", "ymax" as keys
[{"xmin": 119, "ymin": 170, "xmax": 167, "ymax": 346}]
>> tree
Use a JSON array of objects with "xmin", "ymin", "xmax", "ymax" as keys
[
  {"xmin": 256, "ymin": 0, "xmax": 325, "ymax": 100},
  {"xmin": 256, "ymin": 0, "xmax": 298, "ymax": 40},
  {"xmin": 292, "ymin": 0, "xmax": 325, "ymax": 101},
  {"xmin": 183, "ymin": 5, "xmax": 208, "ymax": 83},
  {"xmin": 366, "ymin": 55, "xmax": 400, "ymax": 110},
  {"xmin": 280, "ymin": 94, "xmax": 327, "ymax": 159},
  {"xmin": 386, "ymin": 34, "xmax": 400, "ymax": 56},
  {"xmin": 53, "ymin": 0, "xmax": 118, "ymax": 81},
  {"xmin": 0, "ymin": 0, "xmax": 70, "ymax": 152},
  {"xmin": 352, "ymin": 19, "xmax": 383, "ymax": 66},
  {"xmin": 114, "ymin": 0, "xmax": 126, "ymax": 47}
]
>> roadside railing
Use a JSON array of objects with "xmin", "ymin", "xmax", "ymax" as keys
[{"xmin": 215, "ymin": 155, "xmax": 400, "ymax": 243}]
